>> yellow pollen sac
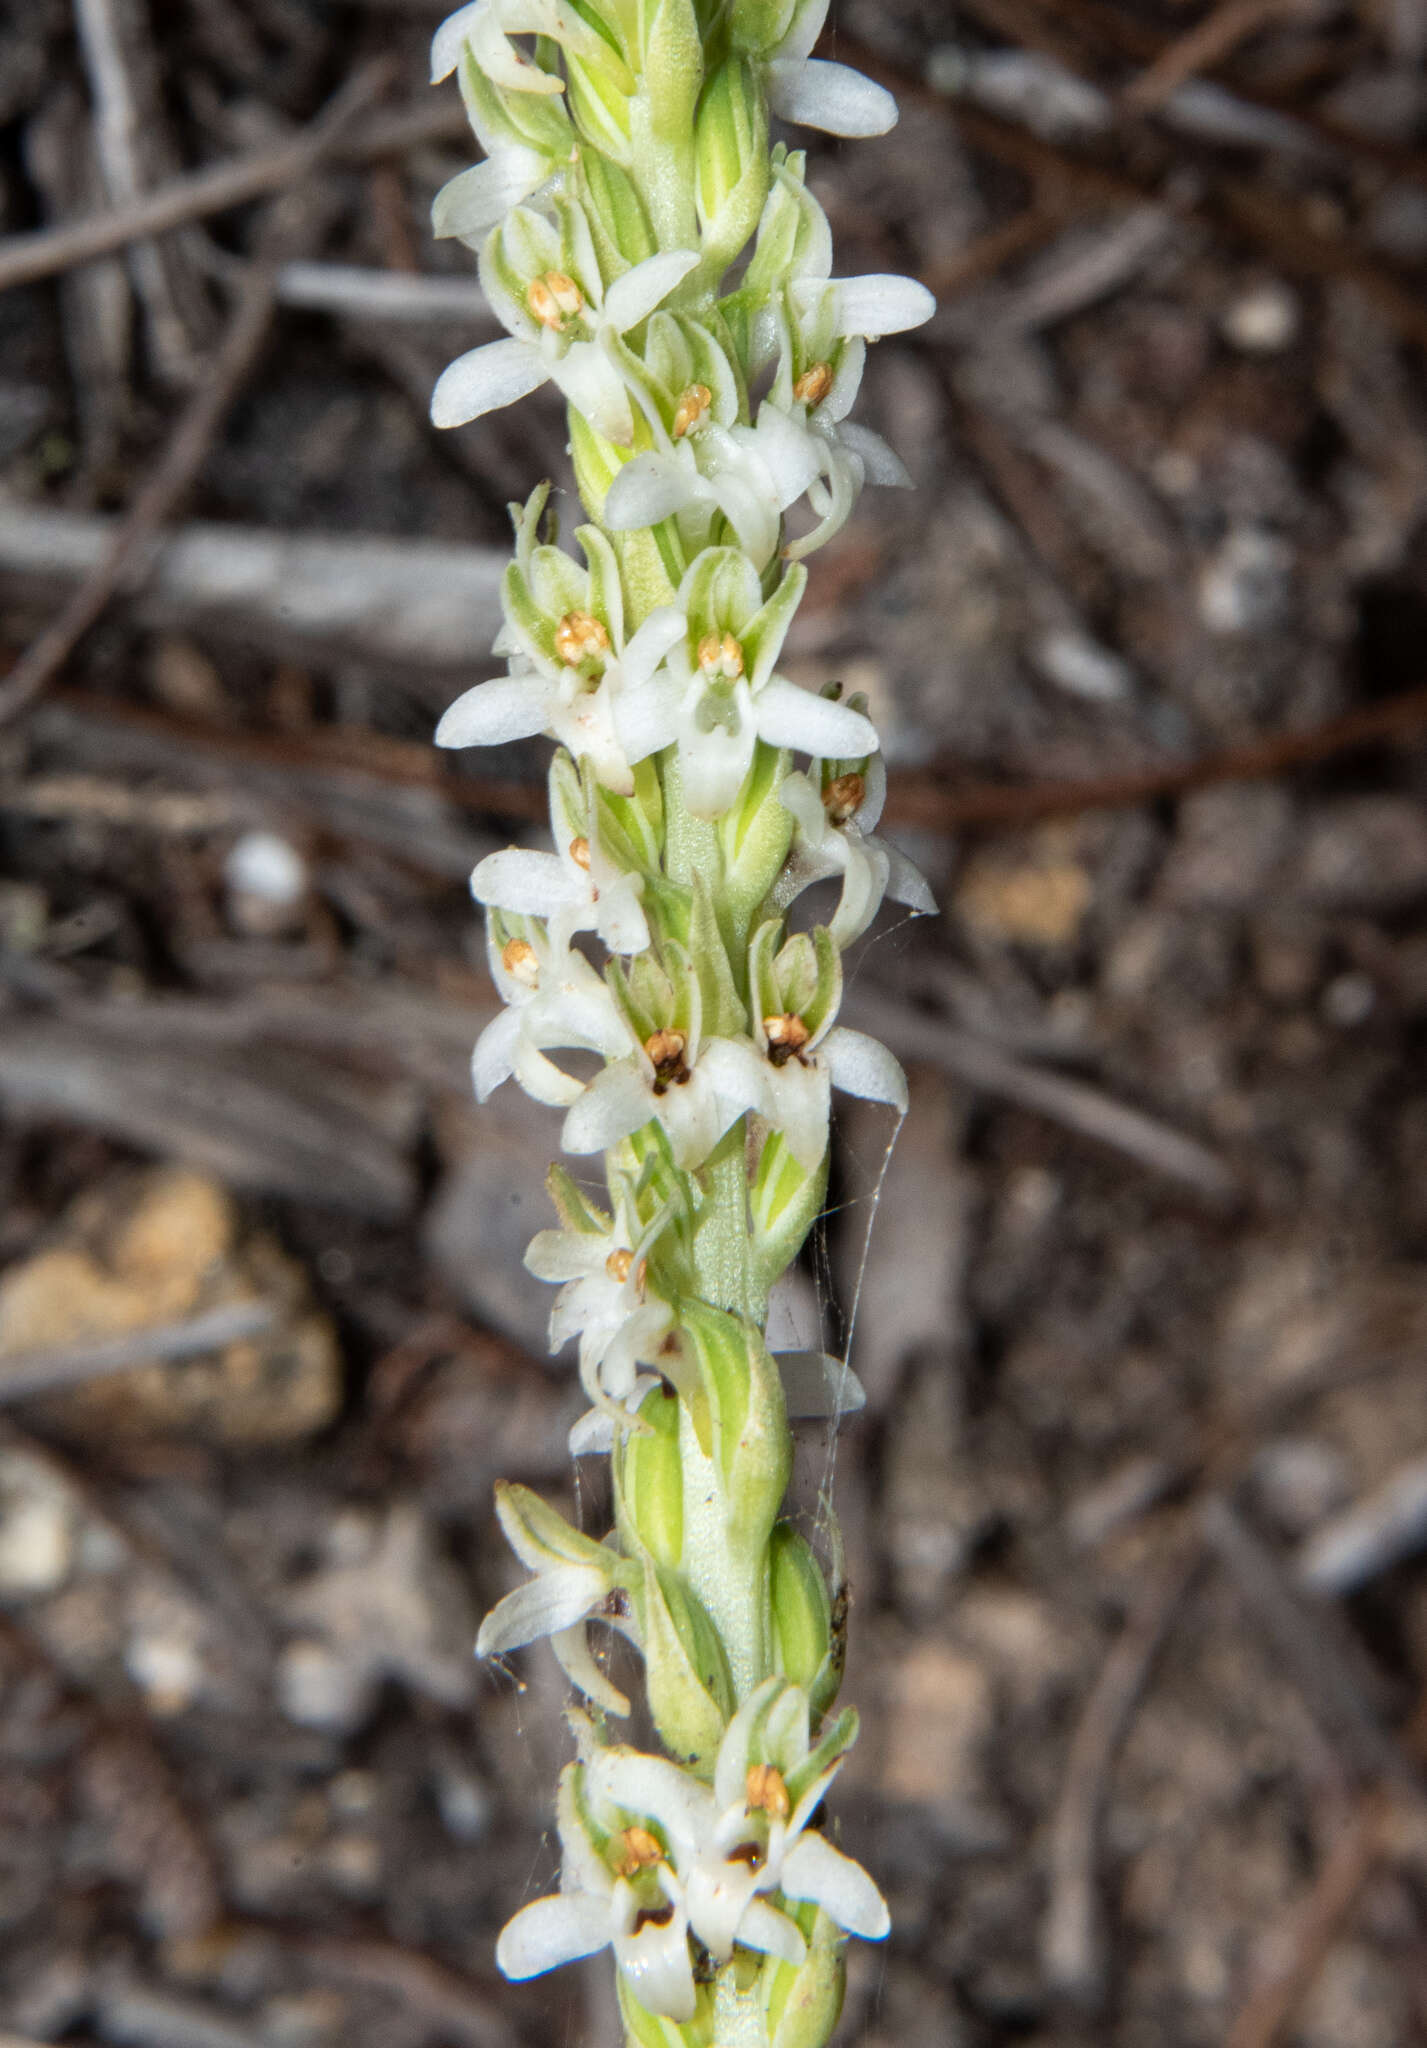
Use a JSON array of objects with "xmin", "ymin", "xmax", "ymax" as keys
[
  {"xmin": 672, "ymin": 382, "xmax": 713, "ymax": 438},
  {"xmin": 697, "ymin": 630, "xmax": 744, "ymax": 681},
  {"xmin": 555, "ymin": 610, "xmax": 611, "ymax": 668},
  {"xmin": 763, "ymin": 1013, "xmax": 811, "ymax": 1056},
  {"xmin": 822, "ymin": 771, "xmax": 865, "ymax": 825},
  {"xmin": 605, "ymin": 1247, "xmax": 634, "ymax": 1284},
  {"xmin": 526, "ymin": 270, "xmax": 584, "ymax": 332},
  {"xmin": 501, "ymin": 937, "xmax": 540, "ymax": 987},
  {"xmin": 793, "ymin": 361, "xmax": 835, "ymax": 407},
  {"xmin": 643, "ymin": 1028, "xmax": 687, "ymax": 1081},
  {"xmin": 745, "ymin": 1763, "xmax": 791, "ymax": 1820},
  {"xmin": 616, "ymin": 1826, "xmax": 665, "ymax": 1877},
  {"xmin": 568, "ymin": 836, "xmax": 592, "ymax": 871}
]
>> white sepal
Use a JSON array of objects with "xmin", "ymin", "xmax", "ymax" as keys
[
  {"xmin": 780, "ymin": 1831, "xmax": 891, "ymax": 1938},
  {"xmin": 766, "ymin": 57, "xmax": 898, "ymax": 137},
  {"xmin": 792, "ymin": 271, "xmax": 937, "ymax": 339},
  {"xmin": 819, "ymin": 1025, "xmax": 909, "ymax": 1114},
  {"xmin": 496, "ymin": 1892, "xmax": 614, "ymax": 1979},
  {"xmin": 475, "ymin": 1560, "xmax": 613, "ymax": 1655},
  {"xmin": 431, "ymin": 336, "xmax": 550, "ymax": 428}
]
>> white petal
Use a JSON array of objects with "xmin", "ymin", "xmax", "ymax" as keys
[
  {"xmin": 654, "ymin": 1068, "xmax": 723, "ymax": 1170},
  {"xmin": 591, "ymin": 1750, "xmax": 714, "ymax": 1859},
  {"xmin": 613, "ymin": 676, "xmax": 681, "ymax": 766},
  {"xmin": 620, "ymin": 607, "xmax": 687, "ymax": 688},
  {"xmin": 431, "ymin": 1, "xmax": 483, "ymax": 82},
  {"xmin": 780, "ymin": 1832, "xmax": 890, "ymax": 1939},
  {"xmin": 431, "ymin": 337, "xmax": 549, "ymax": 428},
  {"xmin": 764, "ymin": 1056, "xmax": 831, "ymax": 1173},
  {"xmin": 561, "ymin": 1063, "xmax": 656, "ymax": 1155},
  {"xmin": 737, "ymin": 1897, "xmax": 808, "ymax": 1964},
  {"xmin": 604, "ymin": 453, "xmax": 696, "ymax": 531},
  {"xmin": 552, "ymin": 1622, "xmax": 630, "ymax": 1716},
  {"xmin": 431, "ymin": 150, "xmax": 548, "ymax": 239},
  {"xmin": 779, "ymin": 770, "xmax": 831, "ymax": 845},
  {"xmin": 773, "ymin": 0, "xmax": 830, "ymax": 67},
  {"xmin": 753, "ymin": 677, "xmax": 878, "ymax": 759},
  {"xmin": 883, "ymin": 842, "xmax": 937, "ymax": 915},
  {"xmin": 603, "ymin": 249, "xmax": 700, "ymax": 334},
  {"xmin": 744, "ymin": 408, "xmax": 822, "ymax": 508},
  {"xmin": 775, "ymin": 1350, "xmax": 867, "ymax": 1418},
  {"xmin": 596, "ymin": 874, "xmax": 650, "ymax": 956},
  {"xmin": 684, "ymin": 1858, "xmax": 762, "ymax": 1964},
  {"xmin": 793, "ymin": 272, "xmax": 937, "ymax": 338},
  {"xmin": 497, "ymin": 1892, "xmax": 613, "ymax": 1979},
  {"xmin": 613, "ymin": 1895, "xmax": 696, "ymax": 2023},
  {"xmin": 436, "ymin": 673, "xmax": 552, "ymax": 749},
  {"xmin": 698, "ymin": 1036, "xmax": 772, "ymax": 1130},
  {"xmin": 836, "ymin": 418, "xmax": 912, "ymax": 487},
  {"xmin": 509, "ymin": 1034, "xmax": 587, "ymax": 1108},
  {"xmin": 825, "ymin": 839, "xmax": 887, "ymax": 948},
  {"xmin": 524, "ymin": 1229, "xmax": 603, "ymax": 1284},
  {"xmin": 679, "ymin": 713, "xmax": 757, "ymax": 820},
  {"xmin": 476, "ymin": 1562, "xmax": 610, "ymax": 1655},
  {"xmin": 767, "ymin": 58, "xmax": 898, "ymax": 137},
  {"xmin": 820, "ymin": 1026, "xmax": 908, "ymax": 1114},
  {"xmin": 471, "ymin": 848, "xmax": 582, "ymax": 916},
  {"xmin": 550, "ymin": 345, "xmax": 634, "ymax": 446},
  {"xmin": 471, "ymin": 1008, "xmax": 522, "ymax": 1103}
]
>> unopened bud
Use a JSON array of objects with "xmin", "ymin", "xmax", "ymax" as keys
[
  {"xmin": 823, "ymin": 772, "xmax": 865, "ymax": 825},
  {"xmin": 605, "ymin": 1247, "xmax": 634, "ymax": 1284},
  {"xmin": 745, "ymin": 1762, "xmax": 791, "ymax": 1819},
  {"xmin": 526, "ymin": 270, "xmax": 583, "ymax": 331},
  {"xmin": 793, "ymin": 361, "xmax": 835, "ymax": 407},
  {"xmin": 555, "ymin": 610, "xmax": 611, "ymax": 667},
  {"xmin": 568, "ymin": 836, "xmax": 592, "ymax": 871},
  {"xmin": 672, "ymin": 383, "xmax": 713, "ymax": 438},
  {"xmin": 501, "ymin": 937, "xmax": 540, "ymax": 987},
  {"xmin": 697, "ymin": 630, "xmax": 744, "ymax": 681}
]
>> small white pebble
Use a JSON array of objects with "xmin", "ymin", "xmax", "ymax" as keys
[
  {"xmin": 0, "ymin": 1487, "xmax": 74, "ymax": 1596},
  {"xmin": 225, "ymin": 830, "xmax": 307, "ymax": 907},
  {"xmin": 1322, "ymin": 971, "xmax": 1376, "ymax": 1028},
  {"xmin": 1221, "ymin": 280, "xmax": 1299, "ymax": 353},
  {"xmin": 1032, "ymin": 629, "xmax": 1133, "ymax": 704},
  {"xmin": 1199, "ymin": 527, "xmax": 1294, "ymax": 634},
  {"xmin": 278, "ymin": 1639, "xmax": 367, "ymax": 1731},
  {"xmin": 125, "ymin": 1631, "xmax": 203, "ymax": 1715}
]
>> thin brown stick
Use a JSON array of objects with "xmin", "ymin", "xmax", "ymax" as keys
[
  {"xmin": 1120, "ymin": 0, "xmax": 1306, "ymax": 115},
  {"xmin": 1041, "ymin": 1536, "xmax": 1206, "ymax": 2005},
  {"xmin": 884, "ymin": 683, "xmax": 1427, "ymax": 833},
  {"xmin": 0, "ymin": 64, "xmax": 391, "ymax": 728},
  {"xmin": 0, "ymin": 79, "xmax": 452, "ymax": 297},
  {"xmin": 0, "ymin": 1300, "xmax": 279, "ymax": 1404},
  {"xmin": 1225, "ymin": 1690, "xmax": 1427, "ymax": 2048}
]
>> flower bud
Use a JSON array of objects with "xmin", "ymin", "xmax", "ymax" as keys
[
  {"xmin": 695, "ymin": 57, "xmax": 771, "ymax": 280},
  {"xmin": 769, "ymin": 1523, "xmax": 838, "ymax": 1709},
  {"xmin": 615, "ymin": 1388, "xmax": 684, "ymax": 1568},
  {"xmin": 764, "ymin": 1906, "xmax": 847, "ymax": 2048},
  {"xmin": 639, "ymin": 1556, "xmax": 733, "ymax": 1765}
]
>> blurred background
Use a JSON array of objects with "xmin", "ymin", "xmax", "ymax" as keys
[{"xmin": 3, "ymin": 2, "xmax": 1427, "ymax": 2044}]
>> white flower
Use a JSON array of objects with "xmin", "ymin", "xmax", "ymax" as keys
[
  {"xmin": 587, "ymin": 1680, "xmax": 889, "ymax": 1973},
  {"xmin": 497, "ymin": 1762, "xmax": 698, "ymax": 2022},
  {"xmin": 475, "ymin": 1484, "xmax": 633, "ymax": 1716},
  {"xmin": 473, "ymin": 825, "xmax": 649, "ymax": 958},
  {"xmin": 754, "ymin": 1000, "xmax": 908, "ymax": 1174},
  {"xmin": 432, "ymin": 0, "xmax": 599, "ymax": 99},
  {"xmin": 603, "ymin": 404, "xmax": 822, "ymax": 573},
  {"xmin": 524, "ymin": 1182, "xmax": 677, "ymax": 1416},
  {"xmin": 438, "ymin": 614, "xmax": 684, "ymax": 795},
  {"xmin": 774, "ymin": 754, "xmax": 935, "ymax": 946},
  {"xmin": 472, "ymin": 921, "xmax": 628, "ymax": 1108},
  {"xmin": 609, "ymin": 552, "xmax": 880, "ymax": 819},
  {"xmin": 431, "ymin": 213, "xmax": 699, "ymax": 444},
  {"xmin": 765, "ymin": 0, "xmax": 900, "ymax": 138},
  {"xmin": 561, "ymin": 1014, "xmax": 769, "ymax": 1174}
]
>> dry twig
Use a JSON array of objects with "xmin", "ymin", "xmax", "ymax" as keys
[
  {"xmin": 0, "ymin": 63, "xmax": 394, "ymax": 728},
  {"xmin": 0, "ymin": 1301, "xmax": 280, "ymax": 1405},
  {"xmin": 1119, "ymin": 0, "xmax": 1307, "ymax": 116},
  {"xmin": 1042, "ymin": 1536, "xmax": 1206, "ymax": 2005}
]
